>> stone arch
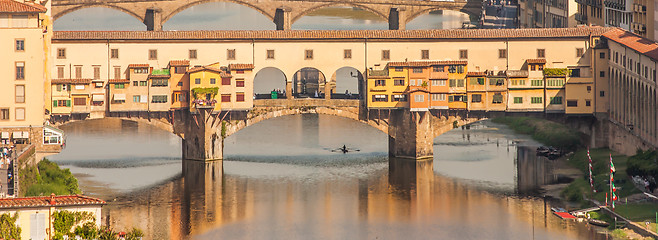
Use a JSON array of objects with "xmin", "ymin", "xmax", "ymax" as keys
[
  {"xmin": 405, "ymin": 8, "xmax": 473, "ymax": 26},
  {"xmin": 56, "ymin": 116, "xmax": 177, "ymax": 138},
  {"xmin": 253, "ymin": 67, "xmax": 288, "ymax": 99},
  {"xmin": 328, "ymin": 66, "xmax": 364, "ymax": 99},
  {"xmin": 292, "ymin": 67, "xmax": 327, "ymax": 98},
  {"xmin": 162, "ymin": 0, "xmax": 275, "ymax": 25},
  {"xmin": 53, "ymin": 4, "xmax": 144, "ymax": 22},
  {"xmin": 290, "ymin": 3, "xmax": 388, "ymax": 24}
]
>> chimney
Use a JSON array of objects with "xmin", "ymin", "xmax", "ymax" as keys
[{"xmin": 49, "ymin": 193, "xmax": 56, "ymax": 205}]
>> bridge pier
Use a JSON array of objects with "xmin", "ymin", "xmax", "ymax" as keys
[
  {"xmin": 182, "ymin": 108, "xmax": 223, "ymax": 161},
  {"xmin": 388, "ymin": 110, "xmax": 433, "ymax": 159},
  {"xmin": 144, "ymin": 7, "xmax": 162, "ymax": 31},
  {"xmin": 388, "ymin": 8, "xmax": 407, "ymax": 30},
  {"xmin": 274, "ymin": 7, "xmax": 292, "ymax": 30}
]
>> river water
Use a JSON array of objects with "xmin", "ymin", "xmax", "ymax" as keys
[{"xmin": 48, "ymin": 115, "xmax": 607, "ymax": 239}]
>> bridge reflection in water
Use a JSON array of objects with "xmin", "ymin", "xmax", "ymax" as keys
[{"xmin": 101, "ymin": 156, "xmax": 604, "ymax": 240}]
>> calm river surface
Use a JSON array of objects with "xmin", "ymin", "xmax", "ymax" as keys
[{"xmin": 49, "ymin": 115, "xmax": 607, "ymax": 240}]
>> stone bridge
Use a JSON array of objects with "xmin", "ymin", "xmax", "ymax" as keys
[{"xmin": 51, "ymin": 0, "xmax": 483, "ymax": 30}]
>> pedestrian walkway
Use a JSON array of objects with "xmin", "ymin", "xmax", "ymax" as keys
[{"xmin": 481, "ymin": 2, "xmax": 517, "ymax": 29}]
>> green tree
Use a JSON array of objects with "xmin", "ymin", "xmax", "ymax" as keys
[{"xmin": 0, "ymin": 213, "xmax": 21, "ymax": 240}]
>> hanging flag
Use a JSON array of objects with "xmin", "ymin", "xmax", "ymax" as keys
[
  {"xmin": 588, "ymin": 148, "xmax": 596, "ymax": 192},
  {"xmin": 610, "ymin": 154, "xmax": 616, "ymax": 173},
  {"xmin": 610, "ymin": 153, "xmax": 617, "ymax": 210}
]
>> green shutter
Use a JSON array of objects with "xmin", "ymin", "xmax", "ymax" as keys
[
  {"xmin": 53, "ymin": 100, "xmax": 57, "ymax": 107},
  {"xmin": 66, "ymin": 100, "xmax": 71, "ymax": 107}
]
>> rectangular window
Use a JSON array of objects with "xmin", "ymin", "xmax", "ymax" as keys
[
  {"xmin": 236, "ymin": 79, "xmax": 245, "ymax": 87},
  {"xmin": 151, "ymin": 95, "xmax": 168, "ymax": 103},
  {"xmin": 576, "ymin": 48, "xmax": 584, "ymax": 57},
  {"xmin": 221, "ymin": 94, "xmax": 231, "ymax": 102},
  {"xmin": 11, "ymin": 14, "xmax": 27, "ymax": 27},
  {"xmin": 547, "ymin": 78, "xmax": 565, "ymax": 86},
  {"xmin": 492, "ymin": 93, "xmax": 503, "ymax": 103},
  {"xmin": 459, "ymin": 49, "xmax": 468, "ymax": 59},
  {"xmin": 114, "ymin": 67, "xmax": 121, "ymax": 79},
  {"xmin": 412, "ymin": 68, "xmax": 423, "ymax": 73},
  {"xmin": 236, "ymin": 92, "xmax": 245, "ymax": 102},
  {"xmin": 114, "ymin": 83, "xmax": 125, "ymax": 89},
  {"xmin": 382, "ymin": 50, "xmax": 390, "ymax": 60},
  {"xmin": 222, "ymin": 78, "xmax": 231, "ymax": 85},
  {"xmin": 531, "ymin": 79, "xmax": 543, "ymax": 86},
  {"xmin": 149, "ymin": 49, "xmax": 157, "ymax": 60},
  {"xmin": 195, "ymin": 78, "xmax": 201, "ymax": 84},
  {"xmin": 73, "ymin": 97, "xmax": 86, "ymax": 106},
  {"xmin": 372, "ymin": 95, "xmax": 388, "ymax": 102},
  {"xmin": 457, "ymin": 79, "xmax": 465, "ymax": 87},
  {"xmin": 421, "ymin": 50, "xmax": 429, "ymax": 59},
  {"xmin": 267, "ymin": 50, "xmax": 275, "ymax": 59},
  {"xmin": 438, "ymin": 79, "xmax": 446, "ymax": 86},
  {"xmin": 414, "ymin": 94, "xmax": 424, "ymax": 102},
  {"xmin": 189, "ymin": 49, "xmax": 197, "ymax": 59},
  {"xmin": 432, "ymin": 66, "xmax": 440, "ymax": 72},
  {"xmin": 15, "ymin": 62, "xmax": 24, "ymax": 80},
  {"xmin": 15, "ymin": 39, "xmax": 24, "ymax": 51},
  {"xmin": 531, "ymin": 97, "xmax": 542, "ymax": 104},
  {"xmin": 210, "ymin": 78, "xmax": 216, "ymax": 84},
  {"xmin": 599, "ymin": 71, "xmax": 605, "ymax": 77},
  {"xmin": 375, "ymin": 79, "xmax": 386, "ymax": 86},
  {"xmin": 394, "ymin": 79, "xmax": 404, "ymax": 86},
  {"xmin": 305, "ymin": 50, "xmax": 313, "ymax": 60},
  {"xmin": 140, "ymin": 81, "xmax": 147, "ymax": 86},
  {"xmin": 431, "ymin": 80, "xmax": 439, "ymax": 86},
  {"xmin": 15, "ymin": 85, "xmax": 25, "ymax": 103},
  {"xmin": 395, "ymin": 67, "xmax": 403, "ymax": 72},
  {"xmin": 151, "ymin": 79, "xmax": 168, "ymax": 87},
  {"xmin": 344, "ymin": 49, "xmax": 352, "ymax": 59},
  {"xmin": 393, "ymin": 94, "xmax": 407, "ymax": 102},
  {"xmin": 449, "ymin": 79, "xmax": 456, "ymax": 87},
  {"xmin": 57, "ymin": 66, "xmax": 64, "ymax": 79},
  {"xmin": 93, "ymin": 66, "xmax": 100, "ymax": 79},
  {"xmin": 513, "ymin": 97, "xmax": 523, "ymax": 104},
  {"xmin": 537, "ymin": 49, "xmax": 545, "ymax": 58},
  {"xmin": 587, "ymin": 86, "xmax": 591, "ymax": 92},
  {"xmin": 175, "ymin": 67, "xmax": 186, "ymax": 74},
  {"xmin": 599, "ymin": 91, "xmax": 605, "ymax": 97},
  {"xmin": 133, "ymin": 95, "xmax": 140, "ymax": 102},
  {"xmin": 499, "ymin": 49, "xmax": 507, "ymax": 58},
  {"xmin": 75, "ymin": 65, "xmax": 82, "ymax": 78},
  {"xmin": 471, "ymin": 94, "xmax": 482, "ymax": 103},
  {"xmin": 0, "ymin": 108, "xmax": 8, "ymax": 120},
  {"xmin": 15, "ymin": 108, "xmax": 24, "ymax": 121},
  {"xmin": 133, "ymin": 81, "xmax": 139, "ymax": 86},
  {"xmin": 550, "ymin": 96, "xmax": 563, "ymax": 104},
  {"xmin": 469, "ymin": 78, "xmax": 485, "ymax": 85},
  {"xmin": 57, "ymin": 48, "xmax": 66, "ymax": 59},
  {"xmin": 599, "ymin": 52, "xmax": 605, "ymax": 59},
  {"xmin": 586, "ymin": 100, "xmax": 591, "ymax": 106},
  {"xmin": 227, "ymin": 49, "xmax": 236, "ymax": 60},
  {"xmin": 567, "ymin": 100, "xmax": 578, "ymax": 107},
  {"xmin": 111, "ymin": 49, "xmax": 119, "ymax": 59}
]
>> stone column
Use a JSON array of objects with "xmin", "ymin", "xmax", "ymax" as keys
[
  {"xmin": 388, "ymin": 8, "xmax": 407, "ymax": 30},
  {"xmin": 144, "ymin": 7, "xmax": 162, "ymax": 31},
  {"xmin": 274, "ymin": 7, "xmax": 292, "ymax": 30},
  {"xmin": 388, "ymin": 109, "xmax": 433, "ymax": 159},
  {"xmin": 182, "ymin": 108, "xmax": 223, "ymax": 161}
]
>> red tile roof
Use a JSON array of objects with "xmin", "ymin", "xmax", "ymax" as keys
[
  {"xmin": 188, "ymin": 65, "xmax": 222, "ymax": 73},
  {"xmin": 108, "ymin": 79, "xmax": 129, "ymax": 83},
  {"xmin": 51, "ymin": 79, "xmax": 92, "ymax": 84},
  {"xmin": 229, "ymin": 63, "xmax": 255, "ymax": 70},
  {"xmin": 128, "ymin": 64, "xmax": 149, "ymax": 68},
  {"xmin": 0, "ymin": 194, "xmax": 105, "ymax": 209},
  {"xmin": 526, "ymin": 59, "xmax": 547, "ymax": 64},
  {"xmin": 387, "ymin": 60, "xmax": 467, "ymax": 67},
  {"xmin": 603, "ymin": 28, "xmax": 658, "ymax": 61},
  {"xmin": 52, "ymin": 27, "xmax": 615, "ymax": 41},
  {"xmin": 169, "ymin": 60, "xmax": 190, "ymax": 67},
  {"xmin": 0, "ymin": 0, "xmax": 46, "ymax": 13},
  {"xmin": 220, "ymin": 72, "xmax": 232, "ymax": 78}
]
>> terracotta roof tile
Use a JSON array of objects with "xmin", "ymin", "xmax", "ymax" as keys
[
  {"xmin": 603, "ymin": 28, "xmax": 658, "ymax": 61},
  {"xmin": 108, "ymin": 79, "xmax": 129, "ymax": 83},
  {"xmin": 228, "ymin": 63, "xmax": 255, "ymax": 70},
  {"xmin": 169, "ymin": 60, "xmax": 190, "ymax": 67},
  {"xmin": 387, "ymin": 60, "xmax": 468, "ymax": 67},
  {"xmin": 51, "ymin": 79, "xmax": 92, "ymax": 84},
  {"xmin": 128, "ymin": 64, "xmax": 149, "ymax": 68},
  {"xmin": 0, "ymin": 0, "xmax": 46, "ymax": 13},
  {"xmin": 220, "ymin": 72, "xmax": 232, "ymax": 78},
  {"xmin": 188, "ymin": 66, "xmax": 221, "ymax": 73},
  {"xmin": 0, "ymin": 194, "xmax": 105, "ymax": 209},
  {"xmin": 526, "ymin": 59, "xmax": 547, "ymax": 64},
  {"xmin": 53, "ymin": 27, "xmax": 616, "ymax": 41}
]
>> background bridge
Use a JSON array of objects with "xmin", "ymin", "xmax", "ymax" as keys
[{"xmin": 51, "ymin": 0, "xmax": 483, "ymax": 30}]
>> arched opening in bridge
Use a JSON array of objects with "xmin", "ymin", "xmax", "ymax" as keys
[
  {"xmin": 292, "ymin": 6, "xmax": 387, "ymax": 30},
  {"xmin": 54, "ymin": 7, "xmax": 145, "ymax": 30},
  {"xmin": 292, "ymin": 68, "xmax": 326, "ymax": 99},
  {"xmin": 329, "ymin": 67, "xmax": 363, "ymax": 99},
  {"xmin": 253, "ymin": 67, "xmax": 287, "ymax": 99},
  {"xmin": 163, "ymin": 2, "xmax": 275, "ymax": 30},
  {"xmin": 406, "ymin": 10, "xmax": 472, "ymax": 30}
]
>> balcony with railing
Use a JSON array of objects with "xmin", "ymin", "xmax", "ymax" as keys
[{"xmin": 575, "ymin": 13, "xmax": 588, "ymax": 23}]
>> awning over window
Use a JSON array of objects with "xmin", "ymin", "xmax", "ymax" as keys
[
  {"xmin": 92, "ymin": 94, "xmax": 104, "ymax": 102},
  {"xmin": 113, "ymin": 94, "xmax": 126, "ymax": 101},
  {"xmin": 1, "ymin": 132, "xmax": 9, "ymax": 139}
]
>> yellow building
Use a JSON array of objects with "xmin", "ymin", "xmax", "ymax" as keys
[
  {"xmin": 169, "ymin": 60, "xmax": 190, "ymax": 110},
  {"xmin": 366, "ymin": 64, "xmax": 409, "ymax": 109},
  {"xmin": 189, "ymin": 63, "xmax": 225, "ymax": 112},
  {"xmin": 447, "ymin": 64, "xmax": 467, "ymax": 109}
]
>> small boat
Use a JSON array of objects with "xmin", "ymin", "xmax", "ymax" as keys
[
  {"xmin": 330, "ymin": 145, "xmax": 360, "ymax": 154},
  {"xmin": 551, "ymin": 207, "xmax": 576, "ymax": 219},
  {"xmin": 588, "ymin": 219, "xmax": 610, "ymax": 227}
]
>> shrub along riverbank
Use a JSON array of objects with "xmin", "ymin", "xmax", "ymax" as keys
[
  {"xmin": 19, "ymin": 159, "xmax": 81, "ymax": 197},
  {"xmin": 491, "ymin": 117, "xmax": 581, "ymax": 150}
]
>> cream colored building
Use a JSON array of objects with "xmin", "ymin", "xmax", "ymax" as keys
[{"xmin": 519, "ymin": 0, "xmax": 579, "ymax": 28}]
